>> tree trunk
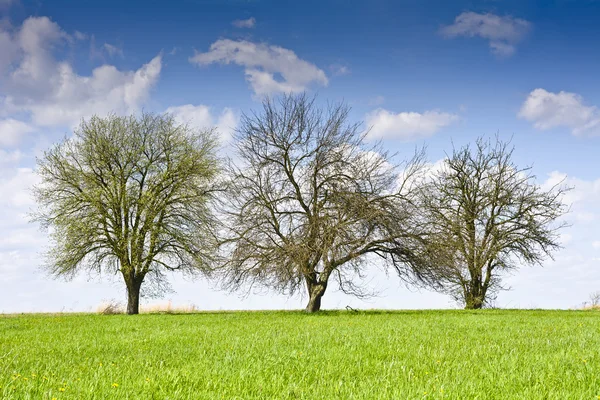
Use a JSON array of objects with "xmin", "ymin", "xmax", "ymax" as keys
[
  {"xmin": 464, "ymin": 291, "xmax": 484, "ymax": 309},
  {"xmin": 126, "ymin": 279, "xmax": 143, "ymax": 315},
  {"xmin": 305, "ymin": 282, "xmax": 326, "ymax": 313}
]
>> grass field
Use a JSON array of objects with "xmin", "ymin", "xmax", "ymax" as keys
[{"xmin": 1, "ymin": 310, "xmax": 599, "ymax": 399}]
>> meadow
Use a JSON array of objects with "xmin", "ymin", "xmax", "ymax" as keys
[{"xmin": 1, "ymin": 310, "xmax": 599, "ymax": 399}]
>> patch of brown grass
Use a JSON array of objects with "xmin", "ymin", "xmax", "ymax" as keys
[
  {"xmin": 582, "ymin": 304, "xmax": 600, "ymax": 311},
  {"xmin": 140, "ymin": 301, "xmax": 198, "ymax": 314},
  {"xmin": 96, "ymin": 300, "xmax": 124, "ymax": 315}
]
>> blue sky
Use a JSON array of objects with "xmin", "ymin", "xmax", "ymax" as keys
[{"xmin": 1, "ymin": 0, "xmax": 600, "ymax": 312}]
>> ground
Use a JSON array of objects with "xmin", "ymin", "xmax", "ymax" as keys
[{"xmin": 1, "ymin": 310, "xmax": 599, "ymax": 399}]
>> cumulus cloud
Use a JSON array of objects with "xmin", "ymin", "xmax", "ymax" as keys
[
  {"xmin": 441, "ymin": 12, "xmax": 531, "ymax": 57},
  {"xmin": 365, "ymin": 109, "xmax": 459, "ymax": 140},
  {"xmin": 166, "ymin": 104, "xmax": 238, "ymax": 142},
  {"xmin": 232, "ymin": 17, "xmax": 256, "ymax": 28},
  {"xmin": 190, "ymin": 39, "xmax": 328, "ymax": 96},
  {"xmin": 0, "ymin": 16, "xmax": 162, "ymax": 130},
  {"xmin": 518, "ymin": 88, "xmax": 600, "ymax": 136}
]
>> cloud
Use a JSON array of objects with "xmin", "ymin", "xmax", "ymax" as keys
[
  {"xmin": 0, "ymin": 17, "xmax": 162, "ymax": 128},
  {"xmin": 190, "ymin": 39, "xmax": 328, "ymax": 96},
  {"xmin": 329, "ymin": 64, "xmax": 350, "ymax": 76},
  {"xmin": 518, "ymin": 88, "xmax": 600, "ymax": 136},
  {"xmin": 365, "ymin": 109, "xmax": 459, "ymax": 140},
  {"xmin": 0, "ymin": 119, "xmax": 35, "ymax": 147},
  {"xmin": 0, "ymin": 30, "xmax": 19, "ymax": 74},
  {"xmin": 441, "ymin": 12, "xmax": 531, "ymax": 57},
  {"xmin": 232, "ymin": 17, "xmax": 256, "ymax": 29},
  {"xmin": 166, "ymin": 104, "xmax": 238, "ymax": 142},
  {"xmin": 0, "ymin": 167, "xmax": 37, "ymax": 208},
  {"xmin": 543, "ymin": 171, "xmax": 600, "ymax": 224},
  {"xmin": 102, "ymin": 43, "xmax": 123, "ymax": 58},
  {"xmin": 73, "ymin": 31, "xmax": 87, "ymax": 41},
  {"xmin": 0, "ymin": 149, "xmax": 23, "ymax": 165}
]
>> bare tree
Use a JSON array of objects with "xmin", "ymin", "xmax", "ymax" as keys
[
  {"xmin": 33, "ymin": 113, "xmax": 220, "ymax": 314},
  {"xmin": 419, "ymin": 137, "xmax": 569, "ymax": 309},
  {"xmin": 219, "ymin": 94, "xmax": 435, "ymax": 312}
]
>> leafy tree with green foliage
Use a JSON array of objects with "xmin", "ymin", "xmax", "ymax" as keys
[{"xmin": 33, "ymin": 113, "xmax": 220, "ymax": 314}]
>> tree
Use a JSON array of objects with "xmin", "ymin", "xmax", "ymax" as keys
[
  {"xmin": 33, "ymin": 113, "xmax": 220, "ymax": 314},
  {"xmin": 219, "ymin": 94, "xmax": 435, "ymax": 312},
  {"xmin": 419, "ymin": 137, "xmax": 569, "ymax": 309}
]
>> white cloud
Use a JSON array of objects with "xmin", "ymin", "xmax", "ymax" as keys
[
  {"xmin": 232, "ymin": 17, "xmax": 256, "ymax": 29},
  {"xmin": 190, "ymin": 39, "xmax": 328, "ymax": 96},
  {"xmin": 12, "ymin": 16, "xmax": 70, "ymax": 84},
  {"xmin": 593, "ymin": 241, "xmax": 600, "ymax": 249},
  {"xmin": 102, "ymin": 43, "xmax": 123, "ymax": 58},
  {"xmin": 0, "ymin": 119, "xmax": 34, "ymax": 147},
  {"xmin": 542, "ymin": 171, "xmax": 600, "ymax": 225},
  {"xmin": 0, "ymin": 29, "xmax": 18, "ymax": 74},
  {"xmin": 365, "ymin": 108, "xmax": 459, "ymax": 140},
  {"xmin": 0, "ymin": 17, "xmax": 162, "ymax": 128},
  {"xmin": 560, "ymin": 233, "xmax": 573, "ymax": 245},
  {"xmin": 441, "ymin": 12, "xmax": 531, "ymax": 57},
  {"xmin": 489, "ymin": 41, "xmax": 516, "ymax": 57},
  {"xmin": 329, "ymin": 64, "xmax": 350, "ymax": 76},
  {"xmin": 0, "ymin": 167, "xmax": 37, "ymax": 208},
  {"xmin": 73, "ymin": 31, "xmax": 87, "ymax": 41},
  {"xmin": 21, "ymin": 56, "xmax": 161, "ymax": 127},
  {"xmin": 518, "ymin": 88, "xmax": 600, "ymax": 136},
  {"xmin": 0, "ymin": 149, "xmax": 23, "ymax": 165},
  {"xmin": 166, "ymin": 104, "xmax": 238, "ymax": 143},
  {"xmin": 215, "ymin": 108, "xmax": 237, "ymax": 142}
]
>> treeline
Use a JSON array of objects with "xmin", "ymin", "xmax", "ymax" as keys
[{"xmin": 32, "ymin": 94, "xmax": 568, "ymax": 314}]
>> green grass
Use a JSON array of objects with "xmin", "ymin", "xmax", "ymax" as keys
[{"xmin": 1, "ymin": 310, "xmax": 599, "ymax": 399}]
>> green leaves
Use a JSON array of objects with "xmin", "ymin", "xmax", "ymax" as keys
[{"xmin": 33, "ymin": 113, "xmax": 221, "ymax": 309}]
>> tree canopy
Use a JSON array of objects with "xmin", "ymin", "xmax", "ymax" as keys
[
  {"xmin": 33, "ymin": 113, "xmax": 220, "ymax": 314},
  {"xmin": 418, "ymin": 137, "xmax": 569, "ymax": 308},
  {"xmin": 218, "ymin": 94, "xmax": 436, "ymax": 312}
]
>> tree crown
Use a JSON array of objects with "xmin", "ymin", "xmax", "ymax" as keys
[{"xmin": 33, "ymin": 112, "xmax": 220, "ymax": 297}]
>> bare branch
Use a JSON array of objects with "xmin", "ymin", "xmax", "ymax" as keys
[{"xmin": 218, "ymin": 93, "xmax": 433, "ymax": 312}]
